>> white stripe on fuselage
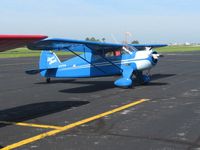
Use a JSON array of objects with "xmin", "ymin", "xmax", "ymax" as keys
[{"xmin": 58, "ymin": 57, "xmax": 152, "ymax": 71}]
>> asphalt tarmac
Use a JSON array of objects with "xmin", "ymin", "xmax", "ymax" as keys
[{"xmin": 0, "ymin": 52, "xmax": 200, "ymax": 150}]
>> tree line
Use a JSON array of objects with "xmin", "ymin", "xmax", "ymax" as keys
[{"xmin": 85, "ymin": 37, "xmax": 139, "ymax": 44}]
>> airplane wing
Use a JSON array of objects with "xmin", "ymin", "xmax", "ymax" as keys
[
  {"xmin": 0, "ymin": 35, "xmax": 167, "ymax": 52},
  {"xmin": 27, "ymin": 38, "xmax": 167, "ymax": 53},
  {"xmin": 27, "ymin": 38, "xmax": 123, "ymax": 52},
  {"xmin": 0, "ymin": 35, "xmax": 48, "ymax": 52},
  {"xmin": 131, "ymin": 44, "xmax": 167, "ymax": 50}
]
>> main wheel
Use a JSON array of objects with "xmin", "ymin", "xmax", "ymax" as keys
[
  {"xmin": 142, "ymin": 75, "xmax": 150, "ymax": 85},
  {"xmin": 46, "ymin": 78, "xmax": 51, "ymax": 83},
  {"xmin": 134, "ymin": 71, "xmax": 151, "ymax": 85}
]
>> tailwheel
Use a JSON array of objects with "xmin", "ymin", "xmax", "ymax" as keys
[{"xmin": 46, "ymin": 78, "xmax": 51, "ymax": 83}]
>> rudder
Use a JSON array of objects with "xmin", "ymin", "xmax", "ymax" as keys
[{"xmin": 39, "ymin": 51, "xmax": 61, "ymax": 69}]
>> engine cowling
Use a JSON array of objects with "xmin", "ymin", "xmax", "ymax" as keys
[{"xmin": 151, "ymin": 51, "xmax": 159, "ymax": 64}]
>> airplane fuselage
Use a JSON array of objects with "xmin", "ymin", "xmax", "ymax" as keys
[{"xmin": 40, "ymin": 50, "xmax": 157, "ymax": 79}]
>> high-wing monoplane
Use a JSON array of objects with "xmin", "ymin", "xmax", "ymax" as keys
[{"xmin": 0, "ymin": 35, "xmax": 167, "ymax": 87}]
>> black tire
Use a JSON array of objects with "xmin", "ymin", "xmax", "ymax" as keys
[{"xmin": 46, "ymin": 78, "xmax": 51, "ymax": 83}]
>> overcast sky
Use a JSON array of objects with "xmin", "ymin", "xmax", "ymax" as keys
[{"xmin": 1, "ymin": 0, "xmax": 200, "ymax": 43}]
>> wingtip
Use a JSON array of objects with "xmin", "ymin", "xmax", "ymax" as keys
[{"xmin": 0, "ymin": 34, "xmax": 48, "ymax": 39}]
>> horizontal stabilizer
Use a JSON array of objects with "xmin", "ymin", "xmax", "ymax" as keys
[
  {"xmin": 25, "ymin": 68, "xmax": 58, "ymax": 75},
  {"xmin": 25, "ymin": 69, "xmax": 44, "ymax": 75}
]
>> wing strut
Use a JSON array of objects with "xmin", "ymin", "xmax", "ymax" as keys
[
  {"xmin": 99, "ymin": 55, "xmax": 123, "ymax": 73},
  {"xmin": 65, "ymin": 48, "xmax": 107, "ymax": 74}
]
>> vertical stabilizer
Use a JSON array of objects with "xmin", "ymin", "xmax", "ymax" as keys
[{"xmin": 39, "ymin": 51, "xmax": 61, "ymax": 69}]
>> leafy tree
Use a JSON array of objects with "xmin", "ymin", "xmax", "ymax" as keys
[
  {"xmin": 131, "ymin": 40, "xmax": 139, "ymax": 44},
  {"xmin": 85, "ymin": 37, "xmax": 105, "ymax": 42},
  {"xmin": 85, "ymin": 37, "xmax": 90, "ymax": 41},
  {"xmin": 102, "ymin": 38, "xmax": 106, "ymax": 42},
  {"xmin": 90, "ymin": 37, "xmax": 98, "ymax": 41}
]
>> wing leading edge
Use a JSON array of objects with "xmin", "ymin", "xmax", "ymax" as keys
[
  {"xmin": 0, "ymin": 35, "xmax": 167, "ymax": 52},
  {"xmin": 27, "ymin": 38, "xmax": 123, "ymax": 52},
  {"xmin": 131, "ymin": 44, "xmax": 167, "ymax": 50},
  {"xmin": 27, "ymin": 38, "xmax": 167, "ymax": 52}
]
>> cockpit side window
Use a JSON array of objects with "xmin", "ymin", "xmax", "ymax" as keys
[{"xmin": 105, "ymin": 49, "xmax": 122, "ymax": 57}]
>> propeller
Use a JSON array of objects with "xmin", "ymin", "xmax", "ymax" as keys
[
  {"xmin": 152, "ymin": 53, "xmax": 160, "ymax": 59},
  {"xmin": 144, "ymin": 47, "xmax": 163, "ymax": 77},
  {"xmin": 145, "ymin": 46, "xmax": 164, "ymax": 59}
]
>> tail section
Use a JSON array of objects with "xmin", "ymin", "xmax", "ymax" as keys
[
  {"xmin": 39, "ymin": 51, "xmax": 61, "ymax": 69},
  {"xmin": 38, "ymin": 51, "xmax": 61, "ymax": 77},
  {"xmin": 26, "ymin": 51, "xmax": 61, "ymax": 78},
  {"xmin": 26, "ymin": 51, "xmax": 61, "ymax": 77}
]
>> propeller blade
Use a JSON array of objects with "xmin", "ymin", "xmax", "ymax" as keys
[{"xmin": 159, "ymin": 54, "xmax": 164, "ymax": 57}]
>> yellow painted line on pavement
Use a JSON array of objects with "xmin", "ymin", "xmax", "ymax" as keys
[
  {"xmin": 1, "ymin": 99, "xmax": 149, "ymax": 150},
  {"xmin": 0, "ymin": 121, "xmax": 62, "ymax": 130}
]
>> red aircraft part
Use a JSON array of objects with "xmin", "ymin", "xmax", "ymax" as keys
[{"xmin": 0, "ymin": 35, "xmax": 48, "ymax": 52}]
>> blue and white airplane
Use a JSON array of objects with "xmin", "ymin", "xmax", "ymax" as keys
[{"xmin": 0, "ymin": 35, "xmax": 167, "ymax": 87}]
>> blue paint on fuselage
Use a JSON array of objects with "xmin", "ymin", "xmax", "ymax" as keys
[
  {"xmin": 49, "ymin": 52, "xmax": 122, "ymax": 78},
  {"xmin": 40, "ymin": 50, "xmax": 157, "ymax": 78}
]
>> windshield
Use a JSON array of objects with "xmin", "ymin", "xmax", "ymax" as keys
[{"xmin": 121, "ymin": 46, "xmax": 136, "ymax": 54}]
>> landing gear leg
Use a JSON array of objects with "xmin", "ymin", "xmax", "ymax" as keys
[
  {"xmin": 135, "ymin": 71, "xmax": 151, "ymax": 85},
  {"xmin": 46, "ymin": 78, "xmax": 51, "ymax": 83},
  {"xmin": 142, "ymin": 74, "xmax": 151, "ymax": 85}
]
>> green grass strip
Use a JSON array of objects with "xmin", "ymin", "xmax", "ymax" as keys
[
  {"xmin": 156, "ymin": 45, "xmax": 200, "ymax": 53},
  {"xmin": 0, "ymin": 48, "xmax": 72, "ymax": 58}
]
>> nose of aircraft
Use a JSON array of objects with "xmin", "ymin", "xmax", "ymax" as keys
[
  {"xmin": 150, "ymin": 51, "xmax": 160, "ymax": 64},
  {"xmin": 152, "ymin": 51, "xmax": 160, "ymax": 59}
]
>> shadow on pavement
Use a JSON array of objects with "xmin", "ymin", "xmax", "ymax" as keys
[
  {"xmin": 35, "ymin": 79, "xmax": 76, "ymax": 84},
  {"xmin": 59, "ymin": 74, "xmax": 176, "ymax": 93},
  {"xmin": 59, "ymin": 80, "xmax": 115, "ymax": 93},
  {"xmin": 151, "ymin": 74, "xmax": 176, "ymax": 81},
  {"xmin": 34, "ymin": 74, "xmax": 176, "ymax": 93},
  {"xmin": 0, "ymin": 101, "xmax": 89, "ymax": 128}
]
